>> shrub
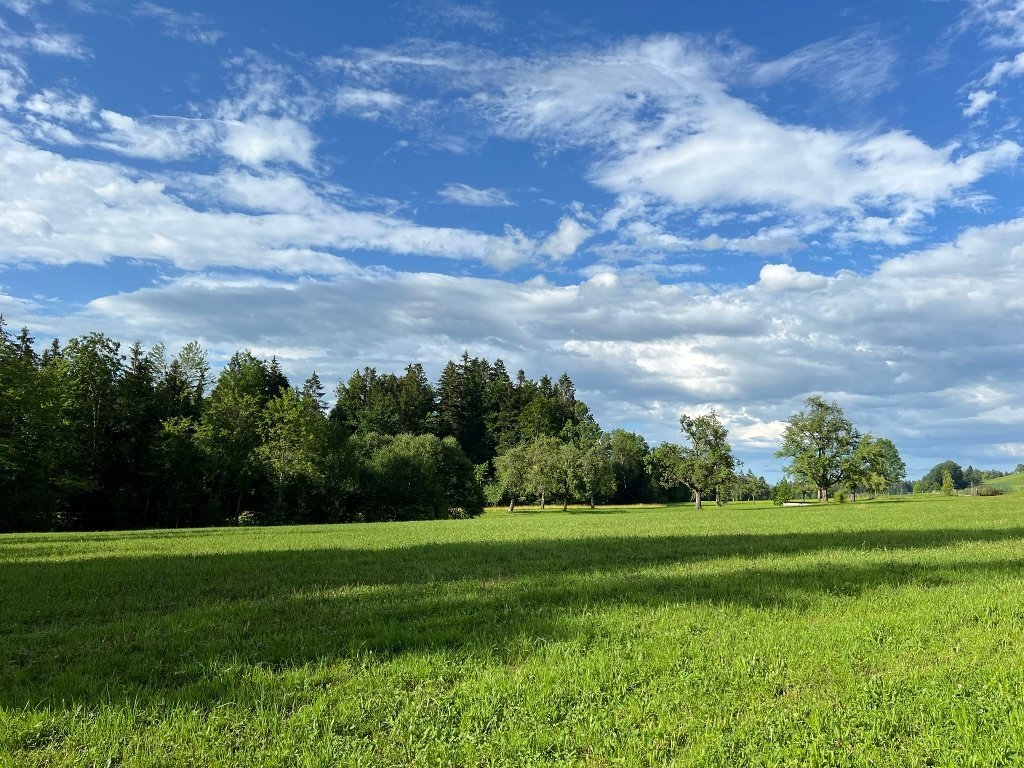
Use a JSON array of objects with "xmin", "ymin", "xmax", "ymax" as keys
[{"xmin": 976, "ymin": 485, "xmax": 1006, "ymax": 497}]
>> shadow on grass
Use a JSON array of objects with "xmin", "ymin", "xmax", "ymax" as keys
[{"xmin": 2, "ymin": 525, "xmax": 1024, "ymax": 709}]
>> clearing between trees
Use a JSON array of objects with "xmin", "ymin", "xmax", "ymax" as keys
[{"xmin": 3, "ymin": 494, "xmax": 1024, "ymax": 766}]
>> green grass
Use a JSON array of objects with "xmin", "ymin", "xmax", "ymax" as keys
[
  {"xmin": 983, "ymin": 472, "xmax": 1024, "ymax": 492},
  {"xmin": 3, "ymin": 495, "xmax": 1024, "ymax": 766}
]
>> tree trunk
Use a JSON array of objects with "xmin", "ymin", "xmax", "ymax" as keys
[
  {"xmin": 562, "ymin": 495, "xmax": 568, "ymax": 512},
  {"xmin": 540, "ymin": 490, "xmax": 545, "ymax": 509},
  {"xmin": 589, "ymin": 494, "xmax": 595, "ymax": 509},
  {"xmin": 508, "ymin": 498, "xmax": 516, "ymax": 513},
  {"xmin": 694, "ymin": 490, "xmax": 702, "ymax": 509}
]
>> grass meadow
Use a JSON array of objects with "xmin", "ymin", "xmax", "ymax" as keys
[
  {"xmin": 983, "ymin": 472, "xmax": 1024, "ymax": 493},
  {"xmin": 3, "ymin": 494, "xmax": 1024, "ymax": 766}
]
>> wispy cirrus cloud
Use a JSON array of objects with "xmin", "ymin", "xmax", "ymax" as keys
[
  {"xmin": 333, "ymin": 87, "xmax": 404, "ymax": 119},
  {"xmin": 0, "ymin": 17, "xmax": 88, "ymax": 58},
  {"xmin": 0, "ymin": 0, "xmax": 48, "ymax": 16},
  {"xmin": 965, "ymin": 0, "xmax": 1024, "ymax": 48},
  {"xmin": 132, "ymin": 2, "xmax": 223, "ymax": 45},
  {"xmin": 438, "ymin": 182, "xmax": 513, "ymax": 206},
  {"xmin": 751, "ymin": 27, "xmax": 899, "ymax": 99}
]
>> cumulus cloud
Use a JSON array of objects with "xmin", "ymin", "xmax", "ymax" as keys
[
  {"xmin": 98, "ymin": 111, "xmax": 219, "ymax": 160},
  {"xmin": 438, "ymin": 182, "xmax": 513, "ymax": 207},
  {"xmin": 757, "ymin": 263, "xmax": 828, "ymax": 292},
  {"xmin": 23, "ymin": 88, "xmax": 94, "ymax": 120},
  {"xmin": 539, "ymin": 217, "xmax": 591, "ymax": 259},
  {"xmin": 221, "ymin": 115, "xmax": 318, "ymax": 169},
  {"xmin": 982, "ymin": 50, "xmax": 1024, "ymax": 84},
  {"xmin": 964, "ymin": 89, "xmax": 998, "ymax": 116}
]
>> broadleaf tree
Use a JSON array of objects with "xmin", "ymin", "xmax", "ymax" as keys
[
  {"xmin": 775, "ymin": 395, "xmax": 858, "ymax": 503},
  {"xmin": 676, "ymin": 411, "xmax": 737, "ymax": 510}
]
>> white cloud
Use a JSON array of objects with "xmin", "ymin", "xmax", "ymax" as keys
[
  {"xmin": 132, "ymin": 2, "xmax": 224, "ymax": 45},
  {"xmin": 340, "ymin": 35, "xmax": 1019, "ymax": 247},
  {"xmin": 752, "ymin": 28, "xmax": 898, "ymax": 98},
  {"xmin": 221, "ymin": 115, "xmax": 317, "ymax": 169},
  {"xmin": 757, "ymin": 263, "xmax": 828, "ymax": 292},
  {"xmin": 982, "ymin": 50, "xmax": 1024, "ymax": 84},
  {"xmin": 436, "ymin": 2, "xmax": 502, "ymax": 32},
  {"xmin": 621, "ymin": 220, "xmax": 807, "ymax": 257},
  {"xmin": 0, "ymin": 19, "xmax": 88, "ymax": 59},
  {"xmin": 966, "ymin": 0, "xmax": 1024, "ymax": 48},
  {"xmin": 333, "ymin": 87, "xmax": 404, "ymax": 119},
  {"xmin": 97, "ymin": 110, "xmax": 218, "ymax": 160},
  {"xmin": 0, "ymin": 54, "xmax": 25, "ymax": 108},
  {"xmin": 964, "ymin": 89, "xmax": 998, "ymax": 116},
  {"xmin": 438, "ymin": 182, "xmax": 513, "ymax": 207},
  {"xmin": 539, "ymin": 216, "xmax": 591, "ymax": 259},
  {"xmin": 0, "ymin": 0, "xmax": 47, "ymax": 14},
  {"xmin": 0, "ymin": 121, "xmax": 543, "ymax": 271},
  {"xmin": 23, "ymin": 88, "xmax": 94, "ymax": 120}
]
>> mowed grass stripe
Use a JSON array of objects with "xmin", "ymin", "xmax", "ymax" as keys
[{"xmin": 2, "ymin": 495, "xmax": 1024, "ymax": 766}]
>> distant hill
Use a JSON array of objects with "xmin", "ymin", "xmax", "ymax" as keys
[{"xmin": 983, "ymin": 473, "xmax": 1024, "ymax": 492}]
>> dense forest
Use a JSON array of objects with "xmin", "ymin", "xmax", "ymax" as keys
[{"xmin": 2, "ymin": 319, "xmax": 725, "ymax": 532}]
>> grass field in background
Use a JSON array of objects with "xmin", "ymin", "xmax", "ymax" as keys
[
  {"xmin": 983, "ymin": 472, "xmax": 1024, "ymax": 492},
  {"xmin": 3, "ymin": 494, "xmax": 1024, "ymax": 766}
]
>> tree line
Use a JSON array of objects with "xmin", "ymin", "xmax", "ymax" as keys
[
  {"xmin": 624, "ymin": 395, "xmax": 908, "ymax": 511},
  {"xmin": 0, "ymin": 321, "xmax": 705, "ymax": 532},
  {"xmin": 1, "ymin": 320, "xmax": 920, "ymax": 533}
]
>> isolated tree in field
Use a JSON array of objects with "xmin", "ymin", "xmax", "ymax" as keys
[
  {"xmin": 660, "ymin": 411, "xmax": 737, "ymax": 510},
  {"xmin": 772, "ymin": 478, "xmax": 793, "ymax": 506},
  {"xmin": 941, "ymin": 469, "xmax": 956, "ymax": 496},
  {"xmin": 775, "ymin": 396, "xmax": 857, "ymax": 502}
]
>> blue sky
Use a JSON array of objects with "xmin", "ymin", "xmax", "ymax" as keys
[{"xmin": 2, "ymin": 0, "xmax": 1024, "ymax": 480}]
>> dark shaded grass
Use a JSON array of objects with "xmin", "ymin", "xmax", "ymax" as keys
[{"xmin": 4, "ymin": 521, "xmax": 1024, "ymax": 707}]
